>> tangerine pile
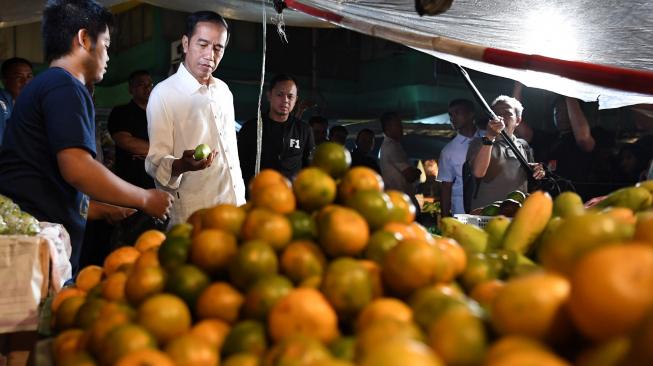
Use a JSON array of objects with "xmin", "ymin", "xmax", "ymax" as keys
[{"xmin": 50, "ymin": 142, "xmax": 653, "ymax": 366}]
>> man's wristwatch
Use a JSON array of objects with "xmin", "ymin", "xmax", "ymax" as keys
[{"xmin": 482, "ymin": 136, "xmax": 495, "ymax": 146}]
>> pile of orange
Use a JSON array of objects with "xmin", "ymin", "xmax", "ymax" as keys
[{"xmin": 50, "ymin": 142, "xmax": 653, "ymax": 366}]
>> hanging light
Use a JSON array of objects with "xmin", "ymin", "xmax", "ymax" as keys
[{"xmin": 415, "ymin": 0, "xmax": 454, "ymax": 16}]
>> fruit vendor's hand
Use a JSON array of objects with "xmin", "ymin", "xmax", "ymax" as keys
[
  {"xmin": 530, "ymin": 163, "xmax": 546, "ymax": 180},
  {"xmin": 142, "ymin": 189, "xmax": 173, "ymax": 220},
  {"xmin": 172, "ymin": 149, "xmax": 217, "ymax": 176}
]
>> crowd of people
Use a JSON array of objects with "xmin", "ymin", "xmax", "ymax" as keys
[{"xmin": 0, "ymin": 0, "xmax": 652, "ymax": 276}]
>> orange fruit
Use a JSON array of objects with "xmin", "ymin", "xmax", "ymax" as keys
[
  {"xmin": 244, "ymin": 274, "xmax": 294, "ymax": 320},
  {"xmin": 434, "ymin": 237, "xmax": 467, "ymax": 282},
  {"xmin": 195, "ymin": 282, "xmax": 244, "ymax": 323},
  {"xmin": 190, "ymin": 229, "xmax": 238, "ymax": 275},
  {"xmin": 115, "ymin": 348, "xmax": 175, "ymax": 366},
  {"xmin": 241, "ymin": 208, "xmax": 292, "ymax": 251},
  {"xmin": 623, "ymin": 310, "xmax": 653, "ymax": 365},
  {"xmin": 56, "ymin": 351, "xmax": 96, "ymax": 366},
  {"xmin": 73, "ymin": 297, "xmax": 107, "ymax": 329},
  {"xmin": 134, "ymin": 230, "xmax": 166, "ymax": 252},
  {"xmin": 311, "ymin": 141, "xmax": 352, "ymax": 179},
  {"xmin": 427, "ymin": 306, "xmax": 487, "ymax": 366},
  {"xmin": 249, "ymin": 169, "xmax": 290, "ymax": 199},
  {"xmin": 386, "ymin": 190, "xmax": 417, "ymax": 224},
  {"xmin": 165, "ymin": 264, "xmax": 210, "ymax": 308},
  {"xmin": 460, "ymin": 252, "xmax": 502, "ymax": 291},
  {"xmin": 382, "ymin": 239, "xmax": 446, "ymax": 297},
  {"xmin": 268, "ymin": 288, "xmax": 339, "ymax": 343},
  {"xmin": 576, "ymin": 337, "xmax": 630, "ymax": 366},
  {"xmin": 133, "ymin": 247, "xmax": 160, "ymax": 270},
  {"xmin": 293, "ymin": 167, "xmax": 337, "ymax": 211},
  {"xmin": 125, "ymin": 265, "xmax": 167, "ymax": 305},
  {"xmin": 469, "ymin": 279, "xmax": 505, "ymax": 309},
  {"xmin": 345, "ymin": 190, "xmax": 394, "ymax": 230},
  {"xmin": 189, "ymin": 319, "xmax": 231, "ymax": 350},
  {"xmin": 104, "ymin": 247, "xmax": 141, "ymax": 276},
  {"xmin": 137, "ymin": 293, "xmax": 191, "ymax": 345},
  {"xmin": 221, "ymin": 320, "xmax": 268, "ymax": 357},
  {"xmin": 101, "ymin": 324, "xmax": 157, "ymax": 366},
  {"xmin": 201, "ymin": 204, "xmax": 246, "ymax": 237},
  {"xmin": 287, "ymin": 210, "xmax": 317, "ymax": 240},
  {"xmin": 265, "ymin": 335, "xmax": 332, "ymax": 366},
  {"xmin": 329, "ymin": 336, "xmax": 356, "ymax": 362},
  {"xmin": 634, "ymin": 211, "xmax": 653, "ymax": 243},
  {"xmin": 229, "ymin": 240, "xmax": 278, "ymax": 290},
  {"xmin": 87, "ymin": 310, "xmax": 132, "ymax": 356},
  {"xmin": 222, "ymin": 353, "xmax": 261, "ymax": 366},
  {"xmin": 359, "ymin": 259, "xmax": 384, "ymax": 299},
  {"xmin": 167, "ymin": 222, "xmax": 193, "ymax": 239},
  {"xmin": 359, "ymin": 338, "xmax": 442, "ymax": 366},
  {"xmin": 485, "ymin": 336, "xmax": 570, "ymax": 366},
  {"xmin": 357, "ymin": 298, "xmax": 413, "ymax": 331},
  {"xmin": 364, "ymin": 230, "xmax": 401, "ymax": 265},
  {"xmin": 280, "ymin": 240, "xmax": 326, "ymax": 284},
  {"xmin": 409, "ymin": 284, "xmax": 466, "ymax": 330},
  {"xmin": 491, "ymin": 271, "xmax": 570, "ymax": 340},
  {"xmin": 252, "ymin": 182, "xmax": 296, "ymax": 214},
  {"xmin": 321, "ymin": 258, "xmax": 373, "ymax": 318},
  {"xmin": 157, "ymin": 236, "xmax": 191, "ymax": 271},
  {"xmin": 381, "ymin": 222, "xmax": 430, "ymax": 242},
  {"xmin": 52, "ymin": 328, "xmax": 86, "ymax": 364},
  {"xmin": 568, "ymin": 243, "xmax": 653, "ymax": 341},
  {"xmin": 317, "ymin": 205, "xmax": 369, "ymax": 257},
  {"xmin": 337, "ymin": 166, "xmax": 383, "ymax": 202},
  {"xmin": 101, "ymin": 271, "xmax": 128, "ymax": 302},
  {"xmin": 164, "ymin": 334, "xmax": 219, "ymax": 366},
  {"xmin": 186, "ymin": 208, "xmax": 208, "ymax": 238},
  {"xmin": 75, "ymin": 265, "xmax": 103, "ymax": 292},
  {"xmin": 52, "ymin": 287, "xmax": 87, "ymax": 314}
]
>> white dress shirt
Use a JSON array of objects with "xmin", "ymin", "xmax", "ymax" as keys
[
  {"xmin": 437, "ymin": 129, "xmax": 484, "ymax": 214},
  {"xmin": 379, "ymin": 135, "xmax": 416, "ymax": 196},
  {"xmin": 145, "ymin": 63, "xmax": 246, "ymax": 226}
]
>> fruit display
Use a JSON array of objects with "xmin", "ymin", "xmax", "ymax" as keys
[
  {"xmin": 477, "ymin": 190, "xmax": 526, "ymax": 218},
  {"xmin": 0, "ymin": 193, "xmax": 40, "ymax": 235},
  {"xmin": 48, "ymin": 143, "xmax": 653, "ymax": 366}
]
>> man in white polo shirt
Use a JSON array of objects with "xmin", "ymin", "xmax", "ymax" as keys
[
  {"xmin": 437, "ymin": 99, "xmax": 484, "ymax": 216},
  {"xmin": 146, "ymin": 11, "xmax": 246, "ymax": 225}
]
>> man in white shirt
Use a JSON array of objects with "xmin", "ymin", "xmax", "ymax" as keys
[
  {"xmin": 146, "ymin": 11, "xmax": 246, "ymax": 225},
  {"xmin": 379, "ymin": 112, "xmax": 421, "ymax": 206},
  {"xmin": 437, "ymin": 99, "xmax": 484, "ymax": 216}
]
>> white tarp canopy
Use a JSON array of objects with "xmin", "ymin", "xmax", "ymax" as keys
[{"xmin": 3, "ymin": 0, "xmax": 653, "ymax": 108}]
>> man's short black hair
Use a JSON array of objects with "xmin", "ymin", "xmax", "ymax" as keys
[
  {"xmin": 448, "ymin": 98, "xmax": 475, "ymax": 111},
  {"xmin": 268, "ymin": 73, "xmax": 298, "ymax": 91},
  {"xmin": 1, "ymin": 57, "xmax": 33, "ymax": 79},
  {"xmin": 128, "ymin": 69, "xmax": 150, "ymax": 87},
  {"xmin": 185, "ymin": 11, "xmax": 230, "ymax": 44},
  {"xmin": 42, "ymin": 0, "xmax": 114, "ymax": 63},
  {"xmin": 329, "ymin": 125, "xmax": 348, "ymax": 136},
  {"xmin": 356, "ymin": 128, "xmax": 374, "ymax": 142},
  {"xmin": 309, "ymin": 115, "xmax": 328, "ymax": 127},
  {"xmin": 380, "ymin": 111, "xmax": 400, "ymax": 133}
]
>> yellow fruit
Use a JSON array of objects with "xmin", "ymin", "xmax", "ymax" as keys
[
  {"xmin": 293, "ymin": 167, "xmax": 337, "ymax": 212},
  {"xmin": 115, "ymin": 348, "xmax": 175, "ymax": 366},
  {"xmin": 189, "ymin": 319, "xmax": 231, "ymax": 350},
  {"xmin": 268, "ymin": 288, "xmax": 339, "ymax": 343},
  {"xmin": 190, "ymin": 229, "xmax": 238, "ymax": 275},
  {"xmin": 427, "ymin": 306, "xmax": 486, "ymax": 366},
  {"xmin": 491, "ymin": 272, "xmax": 570, "ymax": 340},
  {"xmin": 134, "ymin": 230, "xmax": 166, "ymax": 252},
  {"xmin": 597, "ymin": 186, "xmax": 653, "ymax": 211},
  {"xmin": 568, "ymin": 243, "xmax": 653, "ymax": 341},
  {"xmin": 133, "ymin": 247, "xmax": 160, "ymax": 270},
  {"xmin": 552, "ymin": 191, "xmax": 584, "ymax": 218},
  {"xmin": 317, "ymin": 205, "xmax": 369, "ymax": 257},
  {"xmin": 201, "ymin": 204, "xmax": 246, "ymax": 237},
  {"xmin": 439, "ymin": 217, "xmax": 488, "ymax": 254},
  {"xmin": 357, "ymin": 298, "xmax": 413, "ymax": 331},
  {"xmin": 137, "ymin": 294, "xmax": 192, "ymax": 345},
  {"xmin": 75, "ymin": 265, "xmax": 103, "ymax": 292},
  {"xmin": 164, "ymin": 334, "xmax": 219, "ymax": 366},
  {"xmin": 103, "ymin": 247, "xmax": 141, "ymax": 276},
  {"xmin": 501, "ymin": 191, "xmax": 553, "ymax": 253},
  {"xmin": 195, "ymin": 282, "xmax": 244, "ymax": 323}
]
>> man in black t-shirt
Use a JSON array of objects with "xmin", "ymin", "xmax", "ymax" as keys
[
  {"xmin": 108, "ymin": 70, "xmax": 155, "ymax": 189},
  {"xmin": 238, "ymin": 74, "xmax": 315, "ymax": 188}
]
